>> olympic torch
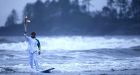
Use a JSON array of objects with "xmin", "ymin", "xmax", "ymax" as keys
[{"xmin": 24, "ymin": 16, "xmax": 31, "ymax": 33}]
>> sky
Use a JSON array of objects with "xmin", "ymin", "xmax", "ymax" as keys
[{"xmin": 0, "ymin": 0, "xmax": 107, "ymax": 27}]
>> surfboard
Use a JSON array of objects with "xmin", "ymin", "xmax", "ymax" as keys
[{"xmin": 41, "ymin": 68, "xmax": 55, "ymax": 73}]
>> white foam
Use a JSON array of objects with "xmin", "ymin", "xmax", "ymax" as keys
[
  {"xmin": 0, "ymin": 36, "xmax": 140, "ymax": 51},
  {"xmin": 41, "ymin": 57, "xmax": 140, "ymax": 72},
  {"xmin": 0, "ymin": 64, "xmax": 35, "ymax": 73},
  {"xmin": 0, "ymin": 56, "xmax": 140, "ymax": 72}
]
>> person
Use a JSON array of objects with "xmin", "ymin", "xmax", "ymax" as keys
[{"xmin": 24, "ymin": 31, "xmax": 41, "ymax": 71}]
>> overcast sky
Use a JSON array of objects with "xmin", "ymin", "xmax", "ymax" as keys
[{"xmin": 0, "ymin": 0, "xmax": 106, "ymax": 27}]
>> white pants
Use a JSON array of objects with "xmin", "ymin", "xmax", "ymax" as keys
[{"xmin": 29, "ymin": 51, "xmax": 39, "ymax": 71}]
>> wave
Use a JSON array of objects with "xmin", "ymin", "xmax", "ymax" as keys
[
  {"xmin": 0, "ymin": 36, "xmax": 24, "ymax": 43},
  {"xmin": 0, "ymin": 36, "xmax": 140, "ymax": 51},
  {"xmin": 1, "ymin": 56, "xmax": 140, "ymax": 73},
  {"xmin": 0, "ymin": 65, "xmax": 36, "ymax": 73}
]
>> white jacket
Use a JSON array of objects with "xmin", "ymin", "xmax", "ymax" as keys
[{"xmin": 24, "ymin": 34, "xmax": 38, "ymax": 53}]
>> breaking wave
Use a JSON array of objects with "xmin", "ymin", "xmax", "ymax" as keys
[{"xmin": 0, "ymin": 36, "xmax": 140, "ymax": 51}]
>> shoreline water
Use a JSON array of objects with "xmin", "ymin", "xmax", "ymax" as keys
[
  {"xmin": 0, "ymin": 69, "xmax": 140, "ymax": 75},
  {"xmin": 0, "ymin": 36, "xmax": 140, "ymax": 75}
]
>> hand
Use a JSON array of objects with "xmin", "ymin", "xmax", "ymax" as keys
[
  {"xmin": 38, "ymin": 51, "xmax": 41, "ymax": 55},
  {"xmin": 24, "ymin": 31, "xmax": 27, "ymax": 34}
]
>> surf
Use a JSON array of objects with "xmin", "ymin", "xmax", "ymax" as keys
[{"xmin": 0, "ymin": 36, "xmax": 140, "ymax": 51}]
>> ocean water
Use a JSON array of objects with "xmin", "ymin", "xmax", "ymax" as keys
[{"xmin": 0, "ymin": 36, "xmax": 140, "ymax": 73}]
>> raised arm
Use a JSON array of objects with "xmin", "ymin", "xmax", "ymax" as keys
[{"xmin": 24, "ymin": 32, "xmax": 30, "ymax": 41}]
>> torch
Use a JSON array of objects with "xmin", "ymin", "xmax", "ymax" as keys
[{"xmin": 24, "ymin": 16, "xmax": 31, "ymax": 33}]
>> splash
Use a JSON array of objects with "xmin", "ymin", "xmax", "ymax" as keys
[{"xmin": 0, "ymin": 36, "xmax": 140, "ymax": 51}]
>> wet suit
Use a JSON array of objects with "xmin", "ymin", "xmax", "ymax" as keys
[{"xmin": 24, "ymin": 33, "xmax": 40, "ymax": 71}]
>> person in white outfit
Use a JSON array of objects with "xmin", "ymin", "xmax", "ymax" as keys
[{"xmin": 24, "ymin": 32, "xmax": 41, "ymax": 71}]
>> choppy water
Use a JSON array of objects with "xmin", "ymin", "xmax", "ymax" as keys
[{"xmin": 0, "ymin": 36, "xmax": 140, "ymax": 73}]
